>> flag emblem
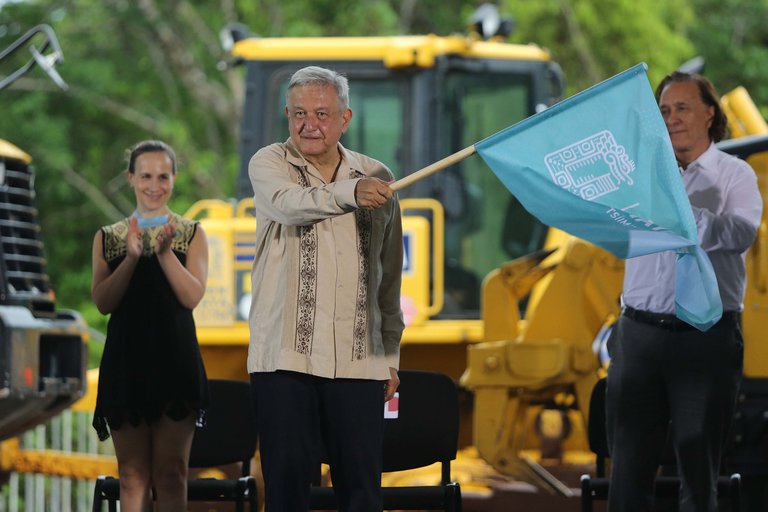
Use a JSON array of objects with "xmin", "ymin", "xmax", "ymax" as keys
[{"xmin": 545, "ymin": 130, "xmax": 636, "ymax": 200}]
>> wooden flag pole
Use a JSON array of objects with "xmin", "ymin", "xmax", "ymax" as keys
[{"xmin": 389, "ymin": 145, "xmax": 477, "ymax": 192}]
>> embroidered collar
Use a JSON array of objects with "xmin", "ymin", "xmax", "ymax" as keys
[{"xmin": 284, "ymin": 139, "xmax": 363, "ymax": 181}]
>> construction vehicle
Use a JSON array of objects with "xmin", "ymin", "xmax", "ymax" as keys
[{"xmin": 0, "ymin": 25, "xmax": 89, "ymax": 445}]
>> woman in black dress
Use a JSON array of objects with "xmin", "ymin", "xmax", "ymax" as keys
[{"xmin": 91, "ymin": 140, "xmax": 209, "ymax": 512}]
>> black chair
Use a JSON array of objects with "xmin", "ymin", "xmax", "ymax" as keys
[
  {"xmin": 92, "ymin": 379, "xmax": 258, "ymax": 512},
  {"xmin": 580, "ymin": 377, "xmax": 741, "ymax": 512},
  {"xmin": 309, "ymin": 370, "xmax": 462, "ymax": 511}
]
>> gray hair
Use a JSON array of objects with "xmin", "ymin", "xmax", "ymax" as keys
[{"xmin": 287, "ymin": 66, "xmax": 350, "ymax": 111}]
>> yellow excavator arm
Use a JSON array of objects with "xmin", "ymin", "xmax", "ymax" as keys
[{"xmin": 461, "ymin": 230, "xmax": 623, "ymax": 494}]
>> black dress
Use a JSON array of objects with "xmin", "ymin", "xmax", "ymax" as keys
[{"xmin": 93, "ymin": 213, "xmax": 209, "ymax": 441}]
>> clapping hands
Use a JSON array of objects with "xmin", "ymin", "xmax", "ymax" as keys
[
  {"xmin": 127, "ymin": 216, "xmax": 176, "ymax": 258},
  {"xmin": 155, "ymin": 223, "xmax": 176, "ymax": 255}
]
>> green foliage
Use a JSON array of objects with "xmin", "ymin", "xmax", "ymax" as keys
[
  {"xmin": 504, "ymin": 0, "xmax": 695, "ymax": 95},
  {"xmin": 501, "ymin": 0, "xmax": 768, "ymax": 114},
  {"xmin": 687, "ymin": 0, "xmax": 768, "ymax": 113},
  {"xmin": 0, "ymin": 0, "xmax": 243, "ymax": 313},
  {"xmin": 277, "ymin": 0, "xmax": 399, "ymax": 36}
]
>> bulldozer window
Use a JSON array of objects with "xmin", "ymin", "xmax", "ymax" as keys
[{"xmin": 437, "ymin": 71, "xmax": 548, "ymax": 313}]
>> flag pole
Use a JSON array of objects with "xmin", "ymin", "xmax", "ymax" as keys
[{"xmin": 389, "ymin": 145, "xmax": 477, "ymax": 192}]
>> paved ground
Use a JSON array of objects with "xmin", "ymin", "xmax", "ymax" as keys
[{"xmin": 461, "ymin": 459, "xmax": 605, "ymax": 512}]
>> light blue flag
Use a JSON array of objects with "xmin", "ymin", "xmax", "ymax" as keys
[{"xmin": 475, "ymin": 63, "xmax": 722, "ymax": 331}]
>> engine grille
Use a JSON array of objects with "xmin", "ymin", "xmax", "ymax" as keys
[{"xmin": 0, "ymin": 156, "xmax": 55, "ymax": 317}]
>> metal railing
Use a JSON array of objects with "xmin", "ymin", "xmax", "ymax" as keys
[{"xmin": 0, "ymin": 409, "xmax": 114, "ymax": 512}]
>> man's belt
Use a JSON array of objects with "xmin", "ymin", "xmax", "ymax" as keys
[{"xmin": 622, "ymin": 306, "xmax": 740, "ymax": 331}]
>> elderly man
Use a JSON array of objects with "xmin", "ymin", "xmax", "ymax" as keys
[{"xmin": 247, "ymin": 66, "xmax": 404, "ymax": 512}]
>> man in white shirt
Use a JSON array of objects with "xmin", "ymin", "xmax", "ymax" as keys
[{"xmin": 606, "ymin": 72, "xmax": 762, "ymax": 511}]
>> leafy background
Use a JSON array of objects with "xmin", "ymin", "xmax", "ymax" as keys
[{"xmin": 1, "ymin": 0, "xmax": 766, "ymax": 362}]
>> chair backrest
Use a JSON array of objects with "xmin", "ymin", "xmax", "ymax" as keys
[
  {"xmin": 189, "ymin": 379, "xmax": 257, "ymax": 471},
  {"xmin": 382, "ymin": 370, "xmax": 459, "ymax": 476},
  {"xmin": 588, "ymin": 377, "xmax": 680, "ymax": 472},
  {"xmin": 587, "ymin": 377, "xmax": 609, "ymax": 459}
]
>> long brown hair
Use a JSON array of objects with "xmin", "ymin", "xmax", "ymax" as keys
[{"xmin": 655, "ymin": 71, "xmax": 727, "ymax": 142}]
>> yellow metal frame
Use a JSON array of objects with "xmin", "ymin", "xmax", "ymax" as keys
[
  {"xmin": 0, "ymin": 138, "xmax": 32, "ymax": 164},
  {"xmin": 721, "ymin": 87, "xmax": 768, "ymax": 377},
  {"xmin": 461, "ymin": 232, "xmax": 624, "ymax": 493},
  {"xmin": 232, "ymin": 35, "xmax": 551, "ymax": 69},
  {"xmin": 721, "ymin": 86, "xmax": 768, "ymax": 138},
  {"xmin": 0, "ymin": 437, "xmax": 117, "ymax": 479},
  {"xmin": 400, "ymin": 198, "xmax": 444, "ymax": 319}
]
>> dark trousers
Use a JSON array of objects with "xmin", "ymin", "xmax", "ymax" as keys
[
  {"xmin": 605, "ymin": 314, "xmax": 743, "ymax": 512},
  {"xmin": 250, "ymin": 370, "xmax": 385, "ymax": 512}
]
